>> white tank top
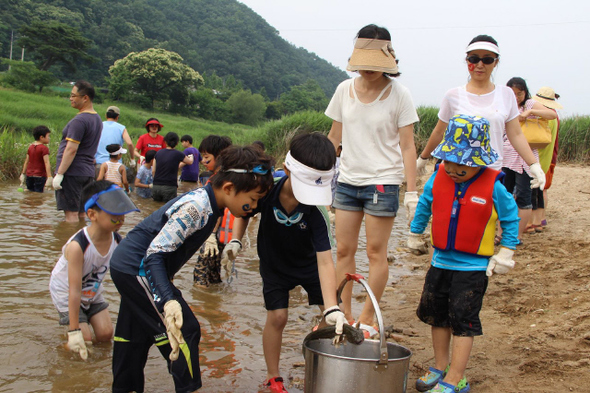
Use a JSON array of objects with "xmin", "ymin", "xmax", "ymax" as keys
[{"xmin": 105, "ymin": 161, "xmax": 123, "ymax": 186}]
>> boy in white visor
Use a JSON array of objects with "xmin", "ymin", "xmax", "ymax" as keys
[{"xmin": 223, "ymin": 133, "xmax": 346, "ymax": 393}]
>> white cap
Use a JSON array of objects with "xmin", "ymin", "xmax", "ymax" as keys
[{"xmin": 284, "ymin": 151, "xmax": 335, "ymax": 206}]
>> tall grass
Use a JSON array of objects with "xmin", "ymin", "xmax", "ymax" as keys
[{"xmin": 558, "ymin": 116, "xmax": 590, "ymax": 162}]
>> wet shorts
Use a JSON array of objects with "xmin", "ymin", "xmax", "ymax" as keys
[
  {"xmin": 332, "ymin": 182, "xmax": 399, "ymax": 217},
  {"xmin": 58, "ymin": 301, "xmax": 109, "ymax": 325},
  {"xmin": 262, "ymin": 273, "xmax": 324, "ymax": 311},
  {"xmin": 55, "ymin": 175, "xmax": 94, "ymax": 212},
  {"xmin": 416, "ymin": 266, "xmax": 488, "ymax": 337}
]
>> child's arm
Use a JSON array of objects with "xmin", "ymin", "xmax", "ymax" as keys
[
  {"xmin": 20, "ymin": 154, "xmax": 30, "ymax": 183},
  {"xmin": 134, "ymin": 176, "xmax": 147, "ymax": 188},
  {"xmin": 65, "ymin": 242, "xmax": 84, "ymax": 331},
  {"xmin": 316, "ymin": 250, "xmax": 338, "ymax": 308},
  {"xmin": 120, "ymin": 165, "xmax": 129, "ymax": 192},
  {"xmin": 151, "ymin": 159, "xmax": 156, "ymax": 178},
  {"xmin": 494, "ymin": 181, "xmax": 520, "ymax": 250},
  {"xmin": 97, "ymin": 163, "xmax": 107, "ymax": 181},
  {"xmin": 43, "ymin": 153, "xmax": 53, "ymax": 187}
]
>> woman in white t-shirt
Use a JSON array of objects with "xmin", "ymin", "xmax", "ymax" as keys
[
  {"xmin": 325, "ymin": 24, "xmax": 419, "ymax": 336},
  {"xmin": 417, "ymin": 35, "xmax": 545, "ymax": 189}
]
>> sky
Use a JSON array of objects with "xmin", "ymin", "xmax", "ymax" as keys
[{"xmin": 238, "ymin": 0, "xmax": 590, "ymax": 117}]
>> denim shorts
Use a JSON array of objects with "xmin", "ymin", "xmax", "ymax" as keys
[
  {"xmin": 58, "ymin": 301, "xmax": 109, "ymax": 325},
  {"xmin": 332, "ymin": 182, "xmax": 399, "ymax": 217}
]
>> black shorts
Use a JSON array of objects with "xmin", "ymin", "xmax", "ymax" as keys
[
  {"xmin": 26, "ymin": 176, "xmax": 46, "ymax": 193},
  {"xmin": 55, "ymin": 175, "xmax": 94, "ymax": 212},
  {"xmin": 152, "ymin": 184, "xmax": 178, "ymax": 203},
  {"xmin": 262, "ymin": 269, "xmax": 324, "ymax": 311},
  {"xmin": 110, "ymin": 268, "xmax": 202, "ymax": 393},
  {"xmin": 416, "ymin": 266, "xmax": 488, "ymax": 337}
]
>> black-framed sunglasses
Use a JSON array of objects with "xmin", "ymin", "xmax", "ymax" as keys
[{"xmin": 466, "ymin": 55, "xmax": 497, "ymax": 65}]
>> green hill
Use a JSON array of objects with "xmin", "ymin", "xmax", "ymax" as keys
[{"xmin": 0, "ymin": 0, "xmax": 348, "ymax": 98}]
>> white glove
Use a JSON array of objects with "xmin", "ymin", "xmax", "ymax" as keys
[
  {"xmin": 221, "ymin": 239, "xmax": 242, "ymax": 280},
  {"xmin": 408, "ymin": 232, "xmax": 428, "ymax": 255},
  {"xmin": 129, "ymin": 159, "xmax": 136, "ymax": 168},
  {"xmin": 148, "ymin": 184, "xmax": 153, "ymax": 188},
  {"xmin": 416, "ymin": 156, "xmax": 429, "ymax": 176},
  {"xmin": 163, "ymin": 300, "xmax": 185, "ymax": 361},
  {"xmin": 403, "ymin": 191, "xmax": 419, "ymax": 226},
  {"xmin": 529, "ymin": 163, "xmax": 546, "ymax": 191},
  {"xmin": 19, "ymin": 174, "xmax": 25, "ymax": 184},
  {"xmin": 139, "ymin": 155, "xmax": 145, "ymax": 163},
  {"xmin": 487, "ymin": 247, "xmax": 515, "ymax": 277},
  {"xmin": 53, "ymin": 173, "xmax": 64, "ymax": 190},
  {"xmin": 323, "ymin": 306, "xmax": 347, "ymax": 335},
  {"xmin": 45, "ymin": 177, "xmax": 53, "ymax": 188},
  {"xmin": 202, "ymin": 233, "xmax": 219, "ymax": 257},
  {"xmin": 67, "ymin": 329, "xmax": 88, "ymax": 360}
]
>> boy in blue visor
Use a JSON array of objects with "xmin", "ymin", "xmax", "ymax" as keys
[
  {"xmin": 409, "ymin": 115, "xmax": 519, "ymax": 393},
  {"xmin": 223, "ymin": 133, "xmax": 346, "ymax": 393},
  {"xmin": 109, "ymin": 146, "xmax": 274, "ymax": 393},
  {"xmin": 49, "ymin": 180, "xmax": 139, "ymax": 360}
]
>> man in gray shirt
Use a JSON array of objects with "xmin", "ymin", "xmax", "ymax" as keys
[{"xmin": 53, "ymin": 80, "xmax": 103, "ymax": 222}]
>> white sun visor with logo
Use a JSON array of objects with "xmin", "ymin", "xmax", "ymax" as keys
[{"xmin": 284, "ymin": 151, "xmax": 335, "ymax": 206}]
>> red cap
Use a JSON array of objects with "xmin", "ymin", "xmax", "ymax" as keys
[{"xmin": 145, "ymin": 119, "xmax": 164, "ymax": 128}]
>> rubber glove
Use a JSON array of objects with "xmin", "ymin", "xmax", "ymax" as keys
[
  {"xmin": 19, "ymin": 174, "xmax": 25, "ymax": 184},
  {"xmin": 53, "ymin": 173, "xmax": 64, "ymax": 190},
  {"xmin": 416, "ymin": 156, "xmax": 429, "ymax": 176},
  {"xmin": 221, "ymin": 239, "xmax": 242, "ymax": 280},
  {"xmin": 163, "ymin": 300, "xmax": 185, "ymax": 361},
  {"xmin": 407, "ymin": 232, "xmax": 428, "ymax": 255},
  {"xmin": 45, "ymin": 176, "xmax": 53, "ymax": 188},
  {"xmin": 403, "ymin": 191, "xmax": 419, "ymax": 226},
  {"xmin": 486, "ymin": 247, "xmax": 515, "ymax": 277},
  {"xmin": 67, "ymin": 329, "xmax": 88, "ymax": 360},
  {"xmin": 202, "ymin": 233, "xmax": 219, "ymax": 257},
  {"xmin": 323, "ymin": 306, "xmax": 347, "ymax": 335},
  {"xmin": 129, "ymin": 159, "xmax": 136, "ymax": 168},
  {"xmin": 148, "ymin": 184, "xmax": 153, "ymax": 188},
  {"xmin": 529, "ymin": 163, "xmax": 546, "ymax": 191},
  {"xmin": 139, "ymin": 155, "xmax": 145, "ymax": 163}
]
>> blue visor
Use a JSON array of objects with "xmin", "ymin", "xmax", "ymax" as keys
[
  {"xmin": 84, "ymin": 185, "xmax": 139, "ymax": 215},
  {"xmin": 224, "ymin": 164, "xmax": 273, "ymax": 175}
]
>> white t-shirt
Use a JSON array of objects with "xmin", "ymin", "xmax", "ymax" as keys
[
  {"xmin": 325, "ymin": 77, "xmax": 419, "ymax": 186},
  {"xmin": 49, "ymin": 227, "xmax": 120, "ymax": 313},
  {"xmin": 438, "ymin": 85, "xmax": 519, "ymax": 170}
]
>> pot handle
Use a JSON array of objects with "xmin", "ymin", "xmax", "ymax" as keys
[{"xmin": 336, "ymin": 273, "xmax": 388, "ymax": 365}]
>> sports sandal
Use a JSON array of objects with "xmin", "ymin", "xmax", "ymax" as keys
[
  {"xmin": 356, "ymin": 322, "xmax": 379, "ymax": 339},
  {"xmin": 265, "ymin": 377, "xmax": 288, "ymax": 393},
  {"xmin": 427, "ymin": 377, "xmax": 470, "ymax": 393},
  {"xmin": 416, "ymin": 366, "xmax": 449, "ymax": 392}
]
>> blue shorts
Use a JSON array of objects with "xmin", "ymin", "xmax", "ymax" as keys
[{"xmin": 332, "ymin": 182, "xmax": 399, "ymax": 217}]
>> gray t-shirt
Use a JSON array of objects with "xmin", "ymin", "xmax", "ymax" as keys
[{"xmin": 56, "ymin": 112, "xmax": 103, "ymax": 177}]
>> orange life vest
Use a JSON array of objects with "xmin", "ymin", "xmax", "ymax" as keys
[
  {"xmin": 431, "ymin": 164, "xmax": 500, "ymax": 256},
  {"xmin": 218, "ymin": 208, "xmax": 235, "ymax": 244}
]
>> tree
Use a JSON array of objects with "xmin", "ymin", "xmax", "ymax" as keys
[
  {"xmin": 279, "ymin": 79, "xmax": 329, "ymax": 115},
  {"xmin": 18, "ymin": 20, "xmax": 94, "ymax": 72},
  {"xmin": 226, "ymin": 90, "xmax": 266, "ymax": 126},
  {"xmin": 108, "ymin": 48, "xmax": 204, "ymax": 109},
  {"xmin": 1, "ymin": 59, "xmax": 57, "ymax": 92}
]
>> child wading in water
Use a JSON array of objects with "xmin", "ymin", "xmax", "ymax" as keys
[
  {"xmin": 49, "ymin": 180, "xmax": 139, "ymax": 359},
  {"xmin": 109, "ymin": 146, "xmax": 274, "ymax": 393},
  {"xmin": 97, "ymin": 144, "xmax": 130, "ymax": 192},
  {"xmin": 408, "ymin": 115, "xmax": 519, "ymax": 393},
  {"xmin": 20, "ymin": 125, "xmax": 52, "ymax": 192}
]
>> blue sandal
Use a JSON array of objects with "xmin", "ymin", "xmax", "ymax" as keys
[
  {"xmin": 416, "ymin": 366, "xmax": 448, "ymax": 392},
  {"xmin": 427, "ymin": 377, "xmax": 470, "ymax": 393}
]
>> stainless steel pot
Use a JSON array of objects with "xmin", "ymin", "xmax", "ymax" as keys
[{"xmin": 302, "ymin": 273, "xmax": 412, "ymax": 392}]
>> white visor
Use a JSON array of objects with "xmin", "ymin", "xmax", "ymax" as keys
[
  {"xmin": 284, "ymin": 151, "xmax": 335, "ymax": 206},
  {"xmin": 111, "ymin": 147, "xmax": 127, "ymax": 155},
  {"xmin": 465, "ymin": 42, "xmax": 500, "ymax": 55}
]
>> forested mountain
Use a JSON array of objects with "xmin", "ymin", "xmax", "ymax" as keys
[{"xmin": 0, "ymin": 0, "xmax": 348, "ymax": 98}]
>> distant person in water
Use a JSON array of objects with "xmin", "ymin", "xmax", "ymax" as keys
[{"xmin": 19, "ymin": 125, "xmax": 52, "ymax": 192}]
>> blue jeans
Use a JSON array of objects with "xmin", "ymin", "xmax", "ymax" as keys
[{"xmin": 332, "ymin": 182, "xmax": 399, "ymax": 217}]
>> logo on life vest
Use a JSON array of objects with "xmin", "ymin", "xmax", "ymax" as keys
[{"xmin": 471, "ymin": 196, "xmax": 487, "ymax": 205}]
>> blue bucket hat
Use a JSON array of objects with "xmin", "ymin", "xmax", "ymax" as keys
[{"xmin": 432, "ymin": 114, "xmax": 498, "ymax": 167}]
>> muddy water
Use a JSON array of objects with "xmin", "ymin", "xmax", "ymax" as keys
[{"xmin": 0, "ymin": 181, "xmax": 411, "ymax": 393}]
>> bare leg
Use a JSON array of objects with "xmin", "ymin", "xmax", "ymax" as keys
[
  {"xmin": 89, "ymin": 309, "xmax": 114, "ymax": 342},
  {"xmin": 79, "ymin": 322, "xmax": 93, "ymax": 342},
  {"xmin": 263, "ymin": 309, "xmax": 288, "ymax": 380},
  {"xmin": 517, "ymin": 208, "xmax": 532, "ymax": 238},
  {"xmin": 443, "ymin": 336, "xmax": 474, "ymax": 386},
  {"xmin": 334, "ymin": 209, "xmax": 364, "ymax": 322},
  {"xmin": 64, "ymin": 210, "xmax": 80, "ymax": 223},
  {"xmin": 357, "ymin": 214, "xmax": 395, "ymax": 326},
  {"xmin": 432, "ymin": 326, "xmax": 451, "ymax": 371}
]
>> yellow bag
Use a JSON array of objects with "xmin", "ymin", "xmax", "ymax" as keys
[{"xmin": 520, "ymin": 118, "xmax": 552, "ymax": 149}]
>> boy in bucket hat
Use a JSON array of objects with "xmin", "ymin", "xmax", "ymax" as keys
[
  {"xmin": 223, "ymin": 133, "xmax": 346, "ymax": 393},
  {"xmin": 408, "ymin": 115, "xmax": 519, "ymax": 393},
  {"xmin": 49, "ymin": 180, "xmax": 139, "ymax": 360}
]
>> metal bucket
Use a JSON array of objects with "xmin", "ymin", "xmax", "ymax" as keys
[{"xmin": 302, "ymin": 274, "xmax": 412, "ymax": 392}]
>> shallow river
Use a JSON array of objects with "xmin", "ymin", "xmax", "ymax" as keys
[{"xmin": 0, "ymin": 181, "xmax": 411, "ymax": 393}]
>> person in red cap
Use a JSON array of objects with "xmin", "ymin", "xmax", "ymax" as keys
[{"xmin": 134, "ymin": 118, "xmax": 166, "ymax": 165}]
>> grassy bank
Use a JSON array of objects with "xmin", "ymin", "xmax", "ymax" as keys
[{"xmin": 1, "ymin": 88, "xmax": 588, "ymax": 181}]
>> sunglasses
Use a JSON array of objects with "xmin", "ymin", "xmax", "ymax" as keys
[
  {"xmin": 273, "ymin": 207, "xmax": 303, "ymax": 227},
  {"xmin": 466, "ymin": 55, "xmax": 497, "ymax": 65},
  {"xmin": 224, "ymin": 165, "xmax": 272, "ymax": 175}
]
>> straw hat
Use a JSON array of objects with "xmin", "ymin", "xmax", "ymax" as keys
[
  {"xmin": 347, "ymin": 38, "xmax": 399, "ymax": 74},
  {"xmin": 533, "ymin": 87, "xmax": 563, "ymax": 110}
]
